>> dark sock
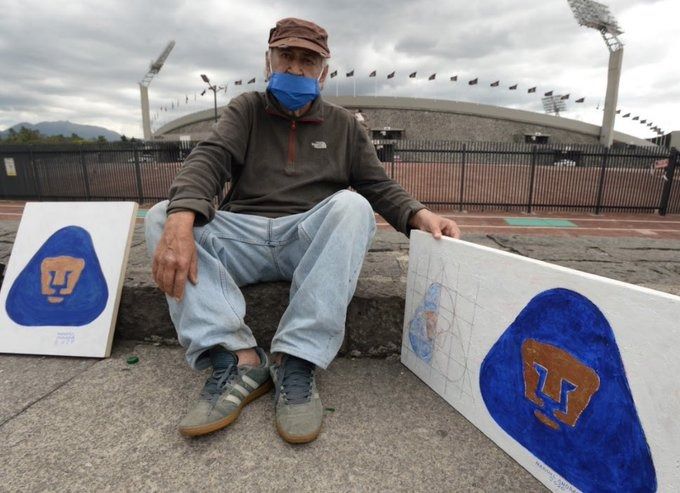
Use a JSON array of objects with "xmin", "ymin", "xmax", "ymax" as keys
[{"xmin": 209, "ymin": 346, "xmax": 238, "ymax": 370}]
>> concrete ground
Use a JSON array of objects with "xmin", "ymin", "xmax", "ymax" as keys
[
  {"xmin": 0, "ymin": 343, "xmax": 543, "ymax": 492},
  {"xmin": 0, "ymin": 204, "xmax": 679, "ymax": 491}
]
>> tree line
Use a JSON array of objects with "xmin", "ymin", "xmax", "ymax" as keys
[{"xmin": 0, "ymin": 127, "xmax": 135, "ymax": 145}]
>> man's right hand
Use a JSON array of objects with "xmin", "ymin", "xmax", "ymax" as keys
[{"xmin": 152, "ymin": 211, "xmax": 199, "ymax": 301}]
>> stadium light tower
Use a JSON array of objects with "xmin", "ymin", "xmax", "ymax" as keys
[
  {"xmin": 139, "ymin": 41, "xmax": 175, "ymax": 140},
  {"xmin": 567, "ymin": 0, "xmax": 623, "ymax": 148},
  {"xmin": 542, "ymin": 95, "xmax": 567, "ymax": 117}
]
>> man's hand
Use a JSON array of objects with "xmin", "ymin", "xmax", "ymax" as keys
[
  {"xmin": 152, "ymin": 211, "xmax": 199, "ymax": 301},
  {"xmin": 408, "ymin": 209, "xmax": 461, "ymax": 239}
]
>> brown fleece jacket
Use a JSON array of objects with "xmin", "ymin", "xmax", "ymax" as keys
[{"xmin": 167, "ymin": 91, "xmax": 425, "ymax": 235}]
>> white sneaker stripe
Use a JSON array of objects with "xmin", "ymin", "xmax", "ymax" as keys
[
  {"xmin": 226, "ymin": 394, "xmax": 242, "ymax": 405},
  {"xmin": 242, "ymin": 375, "xmax": 259, "ymax": 389},
  {"xmin": 233, "ymin": 383, "xmax": 250, "ymax": 397}
]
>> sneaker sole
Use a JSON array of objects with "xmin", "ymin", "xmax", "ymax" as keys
[
  {"xmin": 275, "ymin": 421, "xmax": 322, "ymax": 444},
  {"xmin": 179, "ymin": 379, "xmax": 273, "ymax": 437}
]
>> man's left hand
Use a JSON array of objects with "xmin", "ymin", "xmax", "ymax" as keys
[{"xmin": 409, "ymin": 209, "xmax": 461, "ymax": 239}]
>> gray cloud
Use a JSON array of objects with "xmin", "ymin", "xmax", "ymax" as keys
[{"xmin": 0, "ymin": 0, "xmax": 677, "ymax": 138}]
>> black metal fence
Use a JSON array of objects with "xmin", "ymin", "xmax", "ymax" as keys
[
  {"xmin": 0, "ymin": 141, "xmax": 677, "ymax": 215},
  {"xmin": 0, "ymin": 141, "xmax": 190, "ymax": 204},
  {"xmin": 376, "ymin": 141, "xmax": 678, "ymax": 215}
]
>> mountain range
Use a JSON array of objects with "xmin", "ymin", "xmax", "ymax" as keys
[{"xmin": 0, "ymin": 121, "xmax": 121, "ymax": 141}]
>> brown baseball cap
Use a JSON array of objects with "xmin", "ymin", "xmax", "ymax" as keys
[{"xmin": 268, "ymin": 17, "xmax": 330, "ymax": 58}]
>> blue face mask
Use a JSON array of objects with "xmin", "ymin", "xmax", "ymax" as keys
[{"xmin": 267, "ymin": 72, "xmax": 320, "ymax": 112}]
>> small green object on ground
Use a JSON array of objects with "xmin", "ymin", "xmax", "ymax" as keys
[
  {"xmin": 325, "ymin": 407, "xmax": 336, "ymax": 413},
  {"xmin": 126, "ymin": 356, "xmax": 139, "ymax": 365},
  {"xmin": 504, "ymin": 218, "xmax": 576, "ymax": 228}
]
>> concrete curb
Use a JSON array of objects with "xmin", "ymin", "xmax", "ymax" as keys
[{"xmin": 0, "ymin": 223, "xmax": 678, "ymax": 356}]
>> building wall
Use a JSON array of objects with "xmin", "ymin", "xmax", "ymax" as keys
[
  {"xmin": 154, "ymin": 95, "xmax": 654, "ymax": 148},
  {"xmin": 157, "ymin": 109, "xmax": 596, "ymax": 145},
  {"xmin": 353, "ymin": 108, "xmax": 598, "ymax": 145}
]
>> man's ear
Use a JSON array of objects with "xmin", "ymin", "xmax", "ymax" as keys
[
  {"xmin": 264, "ymin": 50, "xmax": 271, "ymax": 81},
  {"xmin": 318, "ymin": 63, "xmax": 329, "ymax": 89}
]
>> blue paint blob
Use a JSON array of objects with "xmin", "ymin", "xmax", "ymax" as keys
[
  {"xmin": 480, "ymin": 288, "xmax": 656, "ymax": 493},
  {"xmin": 408, "ymin": 282, "xmax": 442, "ymax": 363},
  {"xmin": 6, "ymin": 226, "xmax": 108, "ymax": 326}
]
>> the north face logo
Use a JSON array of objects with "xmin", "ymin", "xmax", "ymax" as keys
[{"xmin": 311, "ymin": 141, "xmax": 327, "ymax": 149}]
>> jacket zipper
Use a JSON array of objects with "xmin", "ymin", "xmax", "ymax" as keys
[{"xmin": 287, "ymin": 120, "xmax": 297, "ymax": 167}]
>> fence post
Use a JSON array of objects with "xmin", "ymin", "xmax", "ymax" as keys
[
  {"xmin": 527, "ymin": 145, "xmax": 537, "ymax": 213},
  {"xmin": 594, "ymin": 147, "xmax": 609, "ymax": 214},
  {"xmin": 659, "ymin": 147, "xmax": 678, "ymax": 216},
  {"xmin": 390, "ymin": 141, "xmax": 396, "ymax": 178},
  {"xmin": 133, "ymin": 144, "xmax": 144, "ymax": 203},
  {"xmin": 0, "ymin": 151, "xmax": 6, "ymax": 199},
  {"xmin": 30, "ymin": 147, "xmax": 42, "ymax": 200},
  {"xmin": 79, "ymin": 148, "xmax": 91, "ymax": 200},
  {"xmin": 458, "ymin": 143, "xmax": 466, "ymax": 212}
]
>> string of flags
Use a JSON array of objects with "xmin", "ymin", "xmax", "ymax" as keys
[{"xmin": 153, "ymin": 69, "xmax": 664, "ymax": 135}]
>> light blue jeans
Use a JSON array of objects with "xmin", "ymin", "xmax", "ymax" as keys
[{"xmin": 144, "ymin": 190, "xmax": 376, "ymax": 371}]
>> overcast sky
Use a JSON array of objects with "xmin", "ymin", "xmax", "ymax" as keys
[{"xmin": 1, "ymin": 0, "xmax": 677, "ymax": 139}]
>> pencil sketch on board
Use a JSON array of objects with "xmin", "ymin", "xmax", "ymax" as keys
[{"xmin": 401, "ymin": 231, "xmax": 678, "ymax": 493}]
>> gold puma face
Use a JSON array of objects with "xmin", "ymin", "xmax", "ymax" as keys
[
  {"xmin": 40, "ymin": 256, "xmax": 86, "ymax": 303},
  {"xmin": 522, "ymin": 339, "xmax": 600, "ymax": 430}
]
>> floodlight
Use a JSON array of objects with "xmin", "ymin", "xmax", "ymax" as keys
[
  {"xmin": 542, "ymin": 95, "xmax": 567, "ymax": 116},
  {"xmin": 201, "ymin": 74, "xmax": 210, "ymax": 83},
  {"xmin": 139, "ymin": 40, "xmax": 176, "ymax": 140},
  {"xmin": 567, "ymin": 0, "xmax": 622, "ymax": 36},
  {"xmin": 566, "ymin": 0, "xmax": 623, "ymax": 148}
]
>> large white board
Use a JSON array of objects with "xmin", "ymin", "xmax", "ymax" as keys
[
  {"xmin": 0, "ymin": 202, "xmax": 137, "ymax": 358},
  {"xmin": 402, "ymin": 230, "xmax": 679, "ymax": 493}
]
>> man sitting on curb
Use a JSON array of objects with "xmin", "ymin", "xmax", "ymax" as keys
[{"xmin": 145, "ymin": 17, "xmax": 460, "ymax": 444}]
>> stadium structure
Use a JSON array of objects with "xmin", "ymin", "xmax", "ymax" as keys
[{"xmin": 153, "ymin": 95, "xmax": 660, "ymax": 148}]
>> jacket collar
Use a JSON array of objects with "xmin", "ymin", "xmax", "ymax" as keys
[{"xmin": 263, "ymin": 90, "xmax": 324, "ymax": 123}]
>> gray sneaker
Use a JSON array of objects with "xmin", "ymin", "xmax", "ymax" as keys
[
  {"xmin": 271, "ymin": 354, "xmax": 323, "ymax": 444},
  {"xmin": 179, "ymin": 347, "xmax": 272, "ymax": 437}
]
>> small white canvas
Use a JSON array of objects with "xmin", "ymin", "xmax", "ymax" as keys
[
  {"xmin": 0, "ymin": 202, "xmax": 138, "ymax": 358},
  {"xmin": 402, "ymin": 230, "xmax": 679, "ymax": 493}
]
